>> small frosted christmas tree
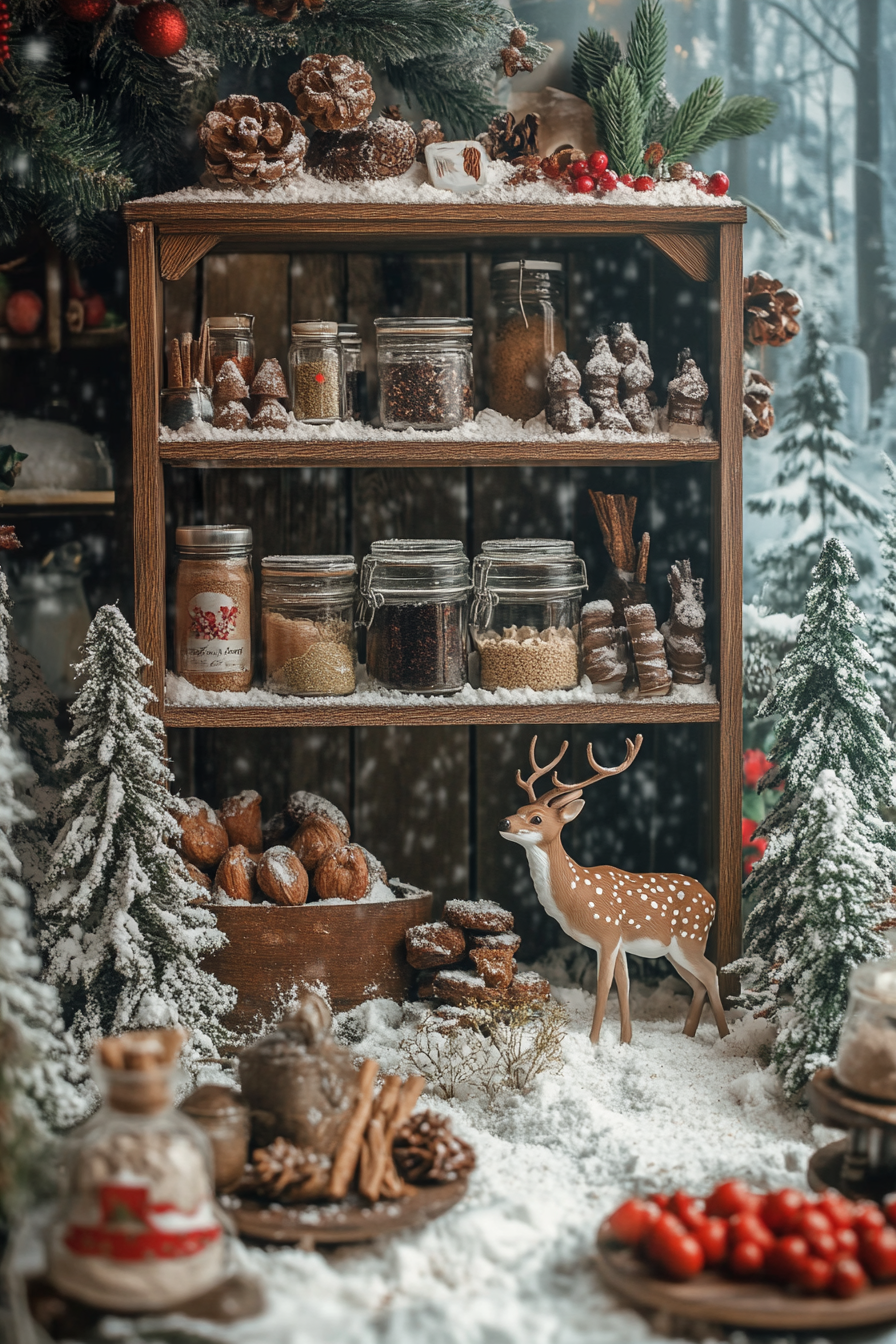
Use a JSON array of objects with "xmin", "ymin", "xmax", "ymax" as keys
[
  {"xmin": 748, "ymin": 316, "xmax": 882, "ymax": 615},
  {"xmin": 38, "ymin": 605, "xmax": 234, "ymax": 1065},
  {"xmin": 870, "ymin": 454, "xmax": 896, "ymax": 727},
  {"xmin": 729, "ymin": 539, "xmax": 896, "ymax": 1093}
]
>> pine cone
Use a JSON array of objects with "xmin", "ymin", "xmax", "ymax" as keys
[
  {"xmin": 416, "ymin": 118, "xmax": 444, "ymax": 162},
  {"xmin": 288, "ymin": 53, "xmax": 375, "ymax": 132},
  {"xmin": 743, "ymin": 271, "xmax": 802, "ymax": 347},
  {"xmin": 478, "ymin": 111, "xmax": 538, "ymax": 161},
  {"xmin": 199, "ymin": 95, "xmax": 307, "ymax": 193},
  {"xmin": 305, "ymin": 117, "xmax": 417, "ymax": 183},
  {"xmin": 392, "ymin": 1111, "xmax": 476, "ymax": 1185},
  {"xmin": 743, "ymin": 367, "xmax": 774, "ymax": 438},
  {"xmin": 252, "ymin": 1137, "xmax": 330, "ymax": 1201},
  {"xmin": 255, "ymin": 0, "xmax": 324, "ymax": 18}
]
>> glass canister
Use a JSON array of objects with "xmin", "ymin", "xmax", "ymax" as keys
[
  {"xmin": 160, "ymin": 385, "xmax": 213, "ymax": 431},
  {"xmin": 338, "ymin": 322, "xmax": 368, "ymax": 422},
  {"xmin": 361, "ymin": 539, "xmax": 471, "ymax": 694},
  {"xmin": 46, "ymin": 1030, "xmax": 231, "ymax": 1314},
  {"xmin": 289, "ymin": 321, "xmax": 344, "ymax": 423},
  {"xmin": 489, "ymin": 260, "xmax": 566, "ymax": 423},
  {"xmin": 835, "ymin": 944, "xmax": 896, "ymax": 1101},
  {"xmin": 375, "ymin": 317, "xmax": 474, "ymax": 431},
  {"xmin": 175, "ymin": 525, "xmax": 253, "ymax": 693},
  {"xmin": 208, "ymin": 314, "xmax": 255, "ymax": 383},
  {"xmin": 261, "ymin": 554, "xmax": 357, "ymax": 696},
  {"xmin": 471, "ymin": 539, "xmax": 586, "ymax": 691},
  {"xmin": 180, "ymin": 1085, "xmax": 250, "ymax": 1194}
]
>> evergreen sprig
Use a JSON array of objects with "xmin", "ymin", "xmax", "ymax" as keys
[
  {"xmin": 571, "ymin": 27, "xmax": 621, "ymax": 103},
  {"xmin": 593, "ymin": 64, "xmax": 644, "ymax": 179},
  {"xmin": 691, "ymin": 94, "xmax": 779, "ymax": 156},
  {"xmin": 625, "ymin": 0, "xmax": 666, "ymax": 132},
  {"xmin": 659, "ymin": 75, "xmax": 724, "ymax": 164}
]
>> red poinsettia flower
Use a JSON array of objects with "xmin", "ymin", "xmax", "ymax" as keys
[
  {"xmin": 742, "ymin": 817, "xmax": 767, "ymax": 876},
  {"xmin": 743, "ymin": 748, "xmax": 772, "ymax": 789}
]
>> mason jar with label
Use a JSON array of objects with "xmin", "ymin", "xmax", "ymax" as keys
[
  {"xmin": 489, "ymin": 260, "xmax": 566, "ymax": 423},
  {"xmin": 174, "ymin": 525, "xmax": 253, "ymax": 692},
  {"xmin": 208, "ymin": 314, "xmax": 255, "ymax": 385},
  {"xmin": 471, "ymin": 538, "xmax": 586, "ymax": 691}
]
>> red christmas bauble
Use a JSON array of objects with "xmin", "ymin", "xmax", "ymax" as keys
[
  {"xmin": 5, "ymin": 290, "xmax": 44, "ymax": 336},
  {"xmin": 133, "ymin": 1, "xmax": 187, "ymax": 57},
  {"xmin": 58, "ymin": 0, "xmax": 112, "ymax": 20}
]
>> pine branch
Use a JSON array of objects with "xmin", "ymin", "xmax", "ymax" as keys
[
  {"xmin": 594, "ymin": 62, "xmax": 644, "ymax": 178},
  {"xmin": 572, "ymin": 27, "xmax": 621, "ymax": 101},
  {"xmin": 644, "ymin": 81, "xmax": 676, "ymax": 144},
  {"xmin": 384, "ymin": 58, "xmax": 500, "ymax": 139},
  {"xmin": 661, "ymin": 75, "xmax": 724, "ymax": 163},
  {"xmin": 625, "ymin": 0, "xmax": 666, "ymax": 132},
  {"xmin": 691, "ymin": 94, "xmax": 777, "ymax": 154}
]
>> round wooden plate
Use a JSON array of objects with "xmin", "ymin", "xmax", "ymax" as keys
[
  {"xmin": 596, "ymin": 1224, "xmax": 896, "ymax": 1330},
  {"xmin": 225, "ymin": 1177, "xmax": 467, "ymax": 1248}
]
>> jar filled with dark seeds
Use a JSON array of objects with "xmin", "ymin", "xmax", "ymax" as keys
[
  {"xmin": 289, "ymin": 320, "xmax": 344, "ymax": 424},
  {"xmin": 338, "ymin": 322, "xmax": 368, "ymax": 422},
  {"xmin": 360, "ymin": 539, "xmax": 471, "ymax": 694},
  {"xmin": 375, "ymin": 318, "xmax": 474, "ymax": 431}
]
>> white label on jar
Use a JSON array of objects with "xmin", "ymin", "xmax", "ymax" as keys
[{"xmin": 183, "ymin": 591, "xmax": 250, "ymax": 673}]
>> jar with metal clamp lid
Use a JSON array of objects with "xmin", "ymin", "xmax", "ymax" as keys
[
  {"xmin": 489, "ymin": 260, "xmax": 566, "ymax": 423},
  {"xmin": 261, "ymin": 554, "xmax": 357, "ymax": 696},
  {"xmin": 471, "ymin": 538, "xmax": 586, "ymax": 691},
  {"xmin": 361, "ymin": 539, "xmax": 471, "ymax": 693}
]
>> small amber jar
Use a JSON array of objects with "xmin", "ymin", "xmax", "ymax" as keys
[{"xmin": 208, "ymin": 314, "xmax": 255, "ymax": 383}]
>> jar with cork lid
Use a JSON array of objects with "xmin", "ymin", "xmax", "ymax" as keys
[
  {"xmin": 261, "ymin": 555, "xmax": 357, "ymax": 696},
  {"xmin": 174, "ymin": 525, "xmax": 253, "ymax": 693},
  {"xmin": 289, "ymin": 321, "xmax": 345, "ymax": 423},
  {"xmin": 208, "ymin": 314, "xmax": 255, "ymax": 384},
  {"xmin": 489, "ymin": 260, "xmax": 566, "ymax": 423}
]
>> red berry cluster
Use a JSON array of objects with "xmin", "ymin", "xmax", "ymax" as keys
[
  {"xmin": 0, "ymin": 2, "xmax": 11, "ymax": 63},
  {"xmin": 692, "ymin": 169, "xmax": 730, "ymax": 197},
  {"xmin": 543, "ymin": 150, "xmax": 730, "ymax": 199},
  {"xmin": 606, "ymin": 1181, "xmax": 896, "ymax": 1298}
]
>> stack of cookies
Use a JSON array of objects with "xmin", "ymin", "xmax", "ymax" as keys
[{"xmin": 405, "ymin": 899, "xmax": 550, "ymax": 1008}]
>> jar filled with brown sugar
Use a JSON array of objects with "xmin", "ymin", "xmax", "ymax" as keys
[
  {"xmin": 175, "ymin": 525, "xmax": 253, "ymax": 692},
  {"xmin": 261, "ymin": 554, "xmax": 357, "ymax": 696},
  {"xmin": 208, "ymin": 314, "xmax": 255, "ymax": 384},
  {"xmin": 489, "ymin": 260, "xmax": 566, "ymax": 422}
]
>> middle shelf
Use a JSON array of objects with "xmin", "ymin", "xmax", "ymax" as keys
[{"xmin": 163, "ymin": 700, "xmax": 720, "ymax": 728}]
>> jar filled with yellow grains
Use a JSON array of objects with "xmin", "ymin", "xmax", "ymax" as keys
[
  {"xmin": 489, "ymin": 260, "xmax": 566, "ymax": 423},
  {"xmin": 288, "ymin": 321, "xmax": 344, "ymax": 423},
  {"xmin": 262, "ymin": 555, "xmax": 357, "ymax": 696},
  {"xmin": 174, "ymin": 525, "xmax": 253, "ymax": 692}
]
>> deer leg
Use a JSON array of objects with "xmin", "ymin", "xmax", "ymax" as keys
[
  {"xmin": 590, "ymin": 944, "xmax": 618, "ymax": 1045},
  {"xmin": 666, "ymin": 953, "xmax": 708, "ymax": 1037},
  {"xmin": 613, "ymin": 951, "xmax": 632, "ymax": 1045},
  {"xmin": 689, "ymin": 951, "xmax": 729, "ymax": 1039}
]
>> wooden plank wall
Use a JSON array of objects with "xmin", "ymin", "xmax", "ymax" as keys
[{"xmin": 165, "ymin": 243, "xmax": 716, "ymax": 958}]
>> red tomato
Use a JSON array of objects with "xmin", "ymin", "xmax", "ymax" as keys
[
  {"xmin": 573, "ymin": 175, "xmax": 595, "ymax": 194},
  {"xmin": 817, "ymin": 1193, "xmax": 855, "ymax": 1229},
  {"xmin": 859, "ymin": 1224, "xmax": 896, "ymax": 1282},
  {"xmin": 649, "ymin": 1193, "xmax": 670, "ymax": 1210},
  {"xmin": 727, "ymin": 1239, "xmax": 764, "ymax": 1278},
  {"xmin": 632, "ymin": 174, "xmax": 655, "ymax": 192},
  {"xmin": 588, "ymin": 150, "xmax": 609, "ymax": 176},
  {"xmin": 797, "ymin": 1208, "xmax": 834, "ymax": 1239},
  {"xmin": 694, "ymin": 1218, "xmax": 728, "ymax": 1266},
  {"xmin": 607, "ymin": 1199, "xmax": 660, "ymax": 1247},
  {"xmin": 765, "ymin": 1235, "xmax": 810, "ymax": 1284},
  {"xmin": 795, "ymin": 1255, "xmax": 834, "ymax": 1295},
  {"xmin": 884, "ymin": 1194, "xmax": 896, "ymax": 1229},
  {"xmin": 835, "ymin": 1227, "xmax": 860, "ymax": 1256},
  {"xmin": 653, "ymin": 1231, "xmax": 705, "ymax": 1281},
  {"xmin": 705, "ymin": 1180, "xmax": 760, "ymax": 1219},
  {"xmin": 853, "ymin": 1202, "xmax": 886, "ymax": 1234},
  {"xmin": 728, "ymin": 1212, "xmax": 775, "ymax": 1252},
  {"xmin": 619, "ymin": 173, "xmax": 635, "ymax": 187},
  {"xmin": 569, "ymin": 159, "xmax": 591, "ymax": 178},
  {"xmin": 832, "ymin": 1257, "xmax": 870, "ymax": 1298},
  {"xmin": 761, "ymin": 1189, "xmax": 805, "ymax": 1235},
  {"xmin": 670, "ymin": 1191, "xmax": 707, "ymax": 1231},
  {"xmin": 805, "ymin": 1229, "xmax": 839, "ymax": 1263}
]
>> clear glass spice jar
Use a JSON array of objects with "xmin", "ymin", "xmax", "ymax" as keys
[
  {"xmin": 208, "ymin": 314, "xmax": 255, "ymax": 384},
  {"xmin": 289, "ymin": 321, "xmax": 344, "ymax": 423},
  {"xmin": 375, "ymin": 317, "xmax": 474, "ymax": 431},
  {"xmin": 338, "ymin": 322, "xmax": 368, "ymax": 422},
  {"xmin": 835, "ymin": 942, "xmax": 896, "ymax": 1101},
  {"xmin": 46, "ymin": 1033, "xmax": 231, "ymax": 1314},
  {"xmin": 361, "ymin": 539, "xmax": 471, "ymax": 694},
  {"xmin": 175, "ymin": 525, "xmax": 253, "ymax": 693},
  {"xmin": 261, "ymin": 554, "xmax": 357, "ymax": 696},
  {"xmin": 489, "ymin": 260, "xmax": 566, "ymax": 423},
  {"xmin": 160, "ymin": 385, "xmax": 213, "ymax": 431},
  {"xmin": 471, "ymin": 539, "xmax": 586, "ymax": 691}
]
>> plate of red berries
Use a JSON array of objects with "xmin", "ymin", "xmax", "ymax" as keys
[{"xmin": 596, "ymin": 1182, "xmax": 896, "ymax": 1328}]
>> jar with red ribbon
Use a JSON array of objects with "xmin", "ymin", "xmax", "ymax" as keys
[{"xmin": 288, "ymin": 320, "xmax": 345, "ymax": 424}]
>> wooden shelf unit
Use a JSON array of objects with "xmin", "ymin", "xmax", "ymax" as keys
[{"xmin": 125, "ymin": 199, "xmax": 744, "ymax": 989}]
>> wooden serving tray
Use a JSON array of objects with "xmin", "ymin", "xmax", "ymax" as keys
[
  {"xmin": 596, "ymin": 1224, "xmax": 896, "ymax": 1331},
  {"xmin": 226, "ymin": 1178, "xmax": 467, "ymax": 1249}
]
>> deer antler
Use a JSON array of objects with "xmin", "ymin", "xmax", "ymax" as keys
[
  {"xmin": 548, "ymin": 735, "xmax": 644, "ymax": 805},
  {"xmin": 516, "ymin": 736, "xmax": 569, "ymax": 802}
]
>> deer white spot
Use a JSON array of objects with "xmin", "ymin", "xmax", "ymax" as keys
[
  {"xmin": 641, "ymin": 894, "xmax": 647, "ymax": 901},
  {"xmin": 584, "ymin": 879, "xmax": 591, "ymax": 886},
  {"xmin": 686, "ymin": 906, "xmax": 691, "ymax": 912},
  {"xmin": 595, "ymin": 887, "xmax": 602, "ymax": 895},
  {"xmin": 682, "ymin": 919, "xmax": 689, "ymax": 925},
  {"xmin": 588, "ymin": 901, "xmax": 594, "ymax": 908},
  {"xmin": 673, "ymin": 910, "xmax": 679, "ymax": 916},
  {"xmin": 656, "ymin": 885, "xmax": 664, "ymax": 892},
  {"xmin": 628, "ymin": 919, "xmax": 635, "ymax": 924},
  {"xmin": 651, "ymin": 901, "xmax": 658, "ymax": 909},
  {"xmin": 646, "ymin": 915, "xmax": 651, "ymax": 921},
  {"xmin": 606, "ymin": 916, "xmax": 611, "ymax": 922},
  {"xmin": 684, "ymin": 881, "xmax": 691, "ymax": 886}
]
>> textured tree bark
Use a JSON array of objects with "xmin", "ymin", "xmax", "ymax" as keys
[
  {"xmin": 727, "ymin": 0, "xmax": 752, "ymax": 196},
  {"xmin": 855, "ymin": 0, "xmax": 894, "ymax": 398}
]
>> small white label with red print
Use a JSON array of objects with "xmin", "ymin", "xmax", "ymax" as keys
[{"xmin": 184, "ymin": 590, "xmax": 250, "ymax": 672}]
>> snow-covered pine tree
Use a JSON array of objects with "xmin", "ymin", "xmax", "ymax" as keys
[
  {"xmin": 870, "ymin": 454, "xmax": 896, "ymax": 726},
  {"xmin": 729, "ymin": 538, "xmax": 896, "ymax": 1093},
  {"xmin": 748, "ymin": 315, "xmax": 882, "ymax": 616},
  {"xmin": 37, "ymin": 604, "xmax": 235, "ymax": 1066}
]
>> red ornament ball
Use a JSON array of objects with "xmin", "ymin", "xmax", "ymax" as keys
[
  {"xmin": 708, "ymin": 170, "xmax": 730, "ymax": 197},
  {"xmin": 58, "ymin": 0, "xmax": 111, "ymax": 19},
  {"xmin": 133, "ymin": 1, "xmax": 187, "ymax": 57},
  {"xmin": 633, "ymin": 174, "xmax": 655, "ymax": 192},
  {"xmin": 5, "ymin": 290, "xmax": 44, "ymax": 336}
]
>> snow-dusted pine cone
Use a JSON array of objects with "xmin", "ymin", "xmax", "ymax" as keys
[
  {"xmin": 199, "ymin": 95, "xmax": 307, "ymax": 192},
  {"xmin": 288, "ymin": 53, "xmax": 375, "ymax": 132},
  {"xmin": 252, "ymin": 1137, "xmax": 330, "ymax": 1201},
  {"xmin": 305, "ymin": 117, "xmax": 417, "ymax": 183},
  {"xmin": 392, "ymin": 1111, "xmax": 476, "ymax": 1185},
  {"xmin": 255, "ymin": 0, "xmax": 325, "ymax": 19},
  {"xmin": 743, "ymin": 271, "xmax": 802, "ymax": 347}
]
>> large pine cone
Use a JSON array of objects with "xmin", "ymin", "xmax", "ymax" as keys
[
  {"xmin": 743, "ymin": 271, "xmax": 802, "ymax": 347},
  {"xmin": 199, "ymin": 95, "xmax": 307, "ymax": 192},
  {"xmin": 288, "ymin": 53, "xmax": 375, "ymax": 132},
  {"xmin": 305, "ymin": 117, "xmax": 417, "ymax": 183},
  {"xmin": 392, "ymin": 1111, "xmax": 476, "ymax": 1185}
]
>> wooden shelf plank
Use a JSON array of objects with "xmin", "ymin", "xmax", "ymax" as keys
[
  {"xmin": 160, "ymin": 438, "xmax": 720, "ymax": 468},
  {"xmin": 3, "ymin": 489, "xmax": 115, "ymax": 514},
  {"xmin": 163, "ymin": 701, "xmax": 720, "ymax": 729}
]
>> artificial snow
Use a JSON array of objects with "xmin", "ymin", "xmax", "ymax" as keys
[{"xmin": 142, "ymin": 159, "xmax": 739, "ymax": 211}]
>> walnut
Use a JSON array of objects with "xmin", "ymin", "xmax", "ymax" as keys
[
  {"xmin": 215, "ymin": 845, "xmax": 257, "ymax": 902},
  {"xmin": 256, "ymin": 846, "xmax": 309, "ymax": 906},
  {"xmin": 185, "ymin": 861, "xmax": 212, "ymax": 892},
  {"xmin": 176, "ymin": 799, "xmax": 229, "ymax": 870},
  {"xmin": 290, "ymin": 814, "xmax": 346, "ymax": 871},
  {"xmin": 314, "ymin": 844, "xmax": 369, "ymax": 902},
  {"xmin": 219, "ymin": 790, "xmax": 263, "ymax": 850}
]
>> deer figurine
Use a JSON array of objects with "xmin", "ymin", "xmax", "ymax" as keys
[{"xmin": 498, "ymin": 735, "xmax": 729, "ymax": 1045}]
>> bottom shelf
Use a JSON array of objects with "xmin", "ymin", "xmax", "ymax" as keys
[{"xmin": 163, "ymin": 700, "xmax": 720, "ymax": 728}]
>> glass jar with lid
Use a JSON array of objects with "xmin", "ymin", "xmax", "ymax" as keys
[
  {"xmin": 289, "ymin": 321, "xmax": 344, "ymax": 423},
  {"xmin": 174, "ymin": 525, "xmax": 253, "ymax": 693},
  {"xmin": 835, "ymin": 939, "xmax": 896, "ymax": 1101},
  {"xmin": 361, "ymin": 539, "xmax": 471, "ymax": 693},
  {"xmin": 375, "ymin": 318, "xmax": 474, "ymax": 431},
  {"xmin": 261, "ymin": 554, "xmax": 357, "ymax": 696},
  {"xmin": 489, "ymin": 260, "xmax": 566, "ymax": 423},
  {"xmin": 338, "ymin": 322, "xmax": 368, "ymax": 422},
  {"xmin": 471, "ymin": 538, "xmax": 586, "ymax": 691},
  {"xmin": 208, "ymin": 314, "xmax": 255, "ymax": 384}
]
